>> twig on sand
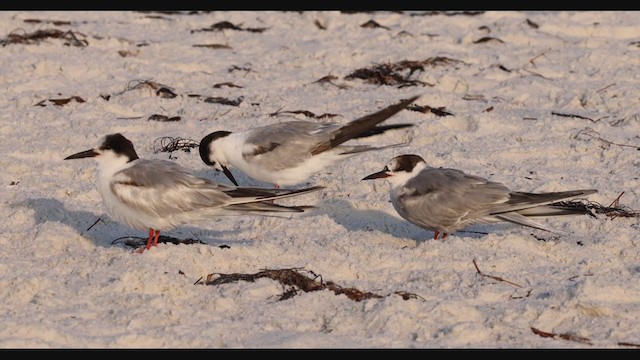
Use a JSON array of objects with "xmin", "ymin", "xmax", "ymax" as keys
[
  {"xmin": 473, "ymin": 259, "xmax": 523, "ymax": 288},
  {"xmin": 531, "ymin": 327, "xmax": 592, "ymax": 345}
]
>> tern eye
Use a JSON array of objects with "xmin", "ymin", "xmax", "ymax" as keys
[{"xmin": 383, "ymin": 166, "xmax": 390, "ymax": 172}]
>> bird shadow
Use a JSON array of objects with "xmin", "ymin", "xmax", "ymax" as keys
[
  {"xmin": 17, "ymin": 198, "xmax": 248, "ymax": 249},
  {"xmin": 313, "ymin": 198, "xmax": 502, "ymax": 243}
]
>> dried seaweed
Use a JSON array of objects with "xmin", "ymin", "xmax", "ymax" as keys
[
  {"xmin": 228, "ymin": 65, "xmax": 255, "ymax": 76},
  {"xmin": 196, "ymin": 268, "xmax": 424, "ymax": 302},
  {"xmin": 192, "ymin": 21, "xmax": 268, "ymax": 33},
  {"xmin": 193, "ymin": 44, "xmax": 232, "ymax": 50},
  {"xmin": 531, "ymin": 327, "xmax": 592, "ymax": 345},
  {"xmin": 360, "ymin": 20, "xmax": 390, "ymax": 30},
  {"xmin": 212, "ymin": 82, "xmax": 243, "ymax": 89},
  {"xmin": 112, "ymin": 79, "xmax": 177, "ymax": 98},
  {"xmin": 345, "ymin": 58, "xmax": 463, "ymax": 87},
  {"xmin": 311, "ymin": 75, "xmax": 350, "ymax": 89},
  {"xmin": 269, "ymin": 107, "xmax": 340, "ymax": 119},
  {"xmin": 204, "ymin": 96, "xmax": 244, "ymax": 106},
  {"xmin": 407, "ymin": 104, "xmax": 454, "ymax": 117},
  {"xmin": 152, "ymin": 136, "xmax": 200, "ymax": 154},
  {"xmin": 313, "ymin": 19, "xmax": 327, "ymax": 30},
  {"xmin": 473, "ymin": 36, "xmax": 504, "ymax": 44},
  {"xmin": 111, "ymin": 235, "xmax": 206, "ymax": 247},
  {"xmin": 156, "ymin": 87, "xmax": 177, "ymax": 99},
  {"xmin": 34, "ymin": 96, "xmax": 85, "ymax": 107},
  {"xmin": 23, "ymin": 19, "xmax": 72, "ymax": 26},
  {"xmin": 148, "ymin": 114, "xmax": 181, "ymax": 122},
  {"xmin": 526, "ymin": 19, "xmax": 540, "ymax": 29},
  {"xmin": 552, "ymin": 112, "xmax": 605, "ymax": 123},
  {"xmin": 394, "ymin": 291, "xmax": 426, "ymax": 301},
  {"xmin": 1, "ymin": 29, "xmax": 88, "ymax": 47},
  {"xmin": 552, "ymin": 196, "xmax": 640, "ymax": 219}
]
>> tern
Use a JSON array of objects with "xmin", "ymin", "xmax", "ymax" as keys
[
  {"xmin": 362, "ymin": 154, "xmax": 597, "ymax": 239},
  {"xmin": 199, "ymin": 95, "xmax": 420, "ymax": 187},
  {"xmin": 64, "ymin": 133, "xmax": 323, "ymax": 251}
]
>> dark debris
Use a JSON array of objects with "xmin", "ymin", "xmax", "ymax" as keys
[
  {"xmin": 204, "ymin": 96, "xmax": 244, "ymax": 106},
  {"xmin": 111, "ymin": 235, "xmax": 206, "ymax": 247},
  {"xmin": 34, "ymin": 96, "xmax": 85, "ymax": 107},
  {"xmin": 196, "ymin": 267, "xmax": 422, "ymax": 302},
  {"xmin": 152, "ymin": 136, "xmax": 200, "ymax": 154},
  {"xmin": 192, "ymin": 21, "xmax": 268, "ymax": 33},
  {"xmin": 1, "ymin": 29, "xmax": 88, "ymax": 47},
  {"xmin": 407, "ymin": 104, "xmax": 454, "ymax": 117}
]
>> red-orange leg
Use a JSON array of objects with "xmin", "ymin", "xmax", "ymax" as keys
[{"xmin": 151, "ymin": 230, "xmax": 161, "ymax": 247}]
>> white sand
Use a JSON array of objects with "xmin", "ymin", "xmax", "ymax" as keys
[{"xmin": 1, "ymin": 11, "xmax": 639, "ymax": 348}]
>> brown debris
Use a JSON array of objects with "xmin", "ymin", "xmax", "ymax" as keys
[
  {"xmin": 192, "ymin": 21, "xmax": 268, "ymax": 33},
  {"xmin": 228, "ymin": 65, "xmax": 256, "ymax": 77},
  {"xmin": 473, "ymin": 36, "xmax": 505, "ymax": 44},
  {"xmin": 212, "ymin": 82, "xmax": 243, "ymax": 89},
  {"xmin": 156, "ymin": 87, "xmax": 178, "ymax": 99},
  {"xmin": 407, "ymin": 104, "xmax": 454, "ymax": 117},
  {"xmin": 196, "ymin": 268, "xmax": 385, "ymax": 302},
  {"xmin": 204, "ymin": 96, "xmax": 244, "ymax": 106},
  {"xmin": 463, "ymin": 95, "xmax": 486, "ymax": 103},
  {"xmin": 531, "ymin": 327, "xmax": 592, "ymax": 345},
  {"xmin": 118, "ymin": 50, "xmax": 140, "ymax": 57},
  {"xmin": 1, "ymin": 29, "xmax": 88, "ymax": 47},
  {"xmin": 111, "ymin": 235, "xmax": 206, "ymax": 247},
  {"xmin": 193, "ymin": 44, "xmax": 232, "ymax": 50},
  {"xmin": 618, "ymin": 342, "xmax": 640, "ymax": 348},
  {"xmin": 313, "ymin": 19, "xmax": 327, "ymax": 30},
  {"xmin": 394, "ymin": 291, "xmax": 426, "ymax": 301},
  {"xmin": 345, "ymin": 57, "xmax": 463, "ymax": 88},
  {"xmin": 148, "ymin": 114, "xmax": 181, "ymax": 122},
  {"xmin": 552, "ymin": 112, "xmax": 604, "ymax": 123},
  {"xmin": 553, "ymin": 193, "xmax": 640, "ymax": 219},
  {"xmin": 152, "ymin": 136, "xmax": 200, "ymax": 154},
  {"xmin": 526, "ymin": 19, "xmax": 540, "ymax": 29},
  {"xmin": 112, "ymin": 79, "xmax": 177, "ymax": 98},
  {"xmin": 312, "ymin": 75, "xmax": 350, "ymax": 89},
  {"xmin": 508, "ymin": 289, "xmax": 532, "ymax": 300},
  {"xmin": 269, "ymin": 107, "xmax": 340, "ymax": 119},
  {"xmin": 23, "ymin": 19, "xmax": 72, "ymax": 26},
  {"xmin": 360, "ymin": 20, "xmax": 390, "ymax": 30},
  {"xmin": 34, "ymin": 96, "xmax": 85, "ymax": 107},
  {"xmin": 143, "ymin": 15, "xmax": 172, "ymax": 20}
]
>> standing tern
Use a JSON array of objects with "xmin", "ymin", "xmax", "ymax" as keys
[{"xmin": 362, "ymin": 154, "xmax": 597, "ymax": 239}]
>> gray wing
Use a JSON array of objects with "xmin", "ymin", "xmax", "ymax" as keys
[
  {"xmin": 242, "ymin": 121, "xmax": 341, "ymax": 171},
  {"xmin": 110, "ymin": 159, "xmax": 235, "ymax": 218},
  {"xmin": 392, "ymin": 168, "xmax": 511, "ymax": 231}
]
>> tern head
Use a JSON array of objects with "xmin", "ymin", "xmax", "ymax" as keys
[
  {"xmin": 362, "ymin": 154, "xmax": 426, "ymax": 186},
  {"xmin": 64, "ymin": 133, "xmax": 139, "ymax": 168},
  {"xmin": 199, "ymin": 131, "xmax": 238, "ymax": 186}
]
